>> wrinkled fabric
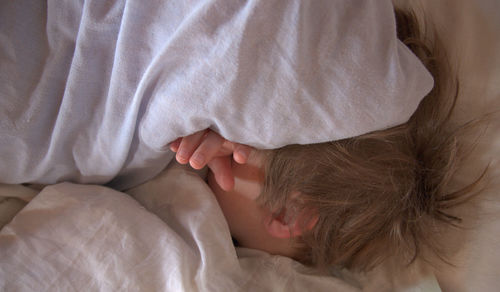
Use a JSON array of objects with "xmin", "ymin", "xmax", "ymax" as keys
[
  {"xmin": 0, "ymin": 0, "xmax": 432, "ymax": 190},
  {"xmin": 0, "ymin": 164, "xmax": 360, "ymax": 291}
]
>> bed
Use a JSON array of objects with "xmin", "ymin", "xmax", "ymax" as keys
[{"xmin": 1, "ymin": 0, "xmax": 499, "ymax": 291}]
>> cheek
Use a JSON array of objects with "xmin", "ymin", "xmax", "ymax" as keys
[
  {"xmin": 208, "ymin": 171, "xmax": 263, "ymax": 239},
  {"xmin": 208, "ymin": 171, "xmax": 245, "ymax": 222}
]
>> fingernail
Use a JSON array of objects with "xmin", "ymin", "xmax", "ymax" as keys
[
  {"xmin": 235, "ymin": 149, "xmax": 247, "ymax": 163},
  {"xmin": 190, "ymin": 153, "xmax": 205, "ymax": 168}
]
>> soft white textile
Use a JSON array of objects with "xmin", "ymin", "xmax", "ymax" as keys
[
  {"xmin": 0, "ymin": 164, "xmax": 443, "ymax": 291},
  {"xmin": 0, "ymin": 1, "xmax": 498, "ymax": 291},
  {"xmin": 0, "ymin": 184, "xmax": 37, "ymax": 229},
  {"xmin": 0, "ymin": 0, "xmax": 432, "ymax": 190},
  {"xmin": 0, "ymin": 164, "xmax": 361, "ymax": 291}
]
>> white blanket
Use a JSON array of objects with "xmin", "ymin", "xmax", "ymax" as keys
[
  {"xmin": 0, "ymin": 164, "xmax": 443, "ymax": 291},
  {"xmin": 0, "ymin": 0, "xmax": 431, "ymax": 190},
  {"xmin": 0, "ymin": 164, "xmax": 362, "ymax": 291},
  {"xmin": 1, "ymin": 0, "xmax": 499, "ymax": 291}
]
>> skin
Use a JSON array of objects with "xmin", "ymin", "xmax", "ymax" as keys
[
  {"xmin": 169, "ymin": 129, "xmax": 299, "ymax": 257},
  {"xmin": 169, "ymin": 129, "xmax": 252, "ymax": 191}
]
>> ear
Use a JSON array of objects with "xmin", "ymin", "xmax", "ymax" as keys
[{"xmin": 264, "ymin": 208, "xmax": 318, "ymax": 239}]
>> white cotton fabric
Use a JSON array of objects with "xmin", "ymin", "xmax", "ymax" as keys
[
  {"xmin": 0, "ymin": 164, "xmax": 360, "ymax": 292},
  {"xmin": 0, "ymin": 164, "xmax": 443, "ymax": 291},
  {"xmin": 0, "ymin": 0, "xmax": 433, "ymax": 189},
  {"xmin": 0, "ymin": 184, "xmax": 37, "ymax": 229}
]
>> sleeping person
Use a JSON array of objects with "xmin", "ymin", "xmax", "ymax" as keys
[
  {"xmin": 167, "ymin": 9, "xmax": 485, "ymax": 273},
  {"xmin": 0, "ymin": 0, "xmax": 488, "ymax": 288}
]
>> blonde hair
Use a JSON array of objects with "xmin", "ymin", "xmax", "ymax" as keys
[{"xmin": 259, "ymin": 9, "xmax": 485, "ymax": 272}]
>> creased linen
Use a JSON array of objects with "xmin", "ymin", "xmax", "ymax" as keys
[
  {"xmin": 0, "ymin": 164, "xmax": 360, "ymax": 292},
  {"xmin": 0, "ymin": 0, "xmax": 432, "ymax": 189}
]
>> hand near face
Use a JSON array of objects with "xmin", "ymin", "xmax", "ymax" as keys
[{"xmin": 169, "ymin": 129, "xmax": 253, "ymax": 191}]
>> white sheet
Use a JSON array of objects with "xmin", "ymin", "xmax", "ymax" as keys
[
  {"xmin": 0, "ymin": 163, "xmax": 445, "ymax": 291},
  {"xmin": 0, "ymin": 0, "xmax": 432, "ymax": 190},
  {"xmin": 0, "ymin": 184, "xmax": 37, "ymax": 229},
  {"xmin": 0, "ymin": 0, "xmax": 498, "ymax": 291},
  {"xmin": 0, "ymin": 164, "xmax": 362, "ymax": 291}
]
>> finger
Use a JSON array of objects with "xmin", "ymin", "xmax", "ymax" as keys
[
  {"xmin": 208, "ymin": 157, "xmax": 235, "ymax": 191},
  {"xmin": 176, "ymin": 130, "xmax": 207, "ymax": 164},
  {"xmin": 217, "ymin": 139, "xmax": 236, "ymax": 157},
  {"xmin": 189, "ymin": 131, "xmax": 225, "ymax": 169},
  {"xmin": 169, "ymin": 138, "xmax": 182, "ymax": 152},
  {"xmin": 233, "ymin": 144, "xmax": 253, "ymax": 164}
]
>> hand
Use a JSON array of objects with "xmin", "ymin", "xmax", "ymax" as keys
[{"xmin": 169, "ymin": 129, "xmax": 253, "ymax": 191}]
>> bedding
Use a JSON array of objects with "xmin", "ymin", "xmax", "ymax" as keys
[
  {"xmin": 0, "ymin": 0, "xmax": 499, "ymax": 291},
  {"xmin": 0, "ymin": 163, "xmax": 440, "ymax": 291},
  {"xmin": 0, "ymin": 0, "xmax": 431, "ymax": 190},
  {"xmin": 0, "ymin": 184, "xmax": 37, "ymax": 229}
]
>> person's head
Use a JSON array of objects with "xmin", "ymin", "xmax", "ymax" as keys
[
  {"xmin": 209, "ymin": 8, "xmax": 484, "ymax": 272},
  {"xmin": 207, "ymin": 151, "xmax": 307, "ymax": 259}
]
